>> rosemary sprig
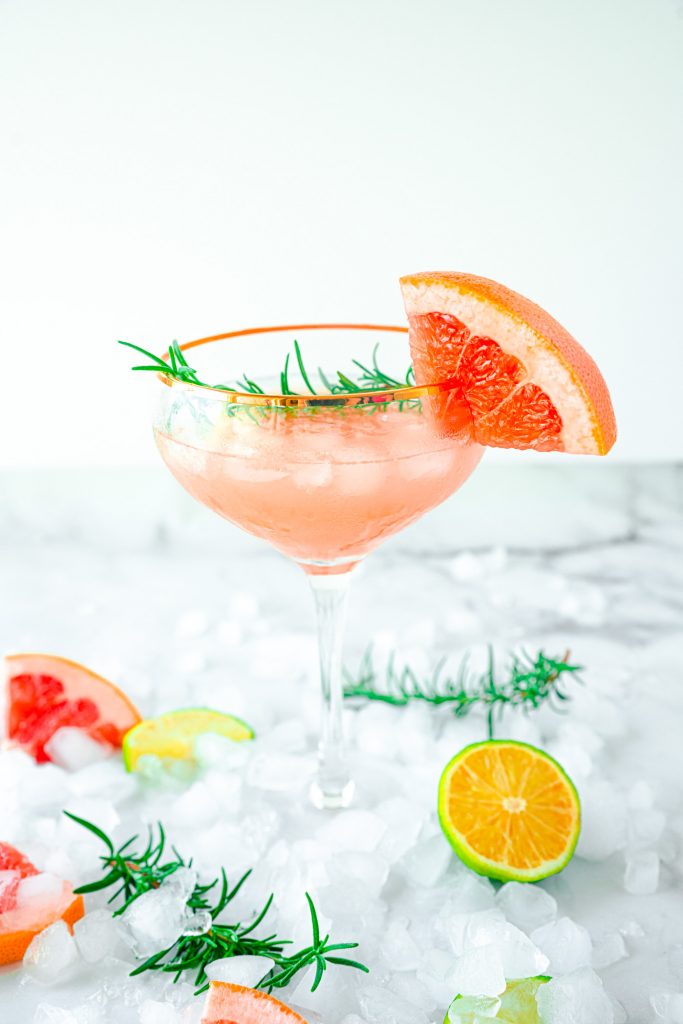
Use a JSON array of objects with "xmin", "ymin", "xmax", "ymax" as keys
[
  {"xmin": 343, "ymin": 647, "xmax": 582, "ymax": 739},
  {"xmin": 65, "ymin": 813, "xmax": 367, "ymax": 996},
  {"xmin": 118, "ymin": 339, "xmax": 414, "ymax": 399},
  {"xmin": 118, "ymin": 340, "xmax": 237, "ymax": 393}
]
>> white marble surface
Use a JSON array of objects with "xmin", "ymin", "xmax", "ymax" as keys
[{"xmin": 0, "ymin": 462, "xmax": 682, "ymax": 1022}]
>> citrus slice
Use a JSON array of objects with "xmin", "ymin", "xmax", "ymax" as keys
[
  {"xmin": 202, "ymin": 981, "xmax": 308, "ymax": 1023},
  {"xmin": 438, "ymin": 740, "xmax": 580, "ymax": 882},
  {"xmin": 122, "ymin": 708, "xmax": 254, "ymax": 772},
  {"xmin": 0, "ymin": 840, "xmax": 37, "ymax": 914},
  {"xmin": 400, "ymin": 271, "xmax": 616, "ymax": 454},
  {"xmin": 4, "ymin": 653, "xmax": 141, "ymax": 763},
  {"xmin": 0, "ymin": 841, "xmax": 84, "ymax": 964},
  {"xmin": 445, "ymin": 976, "xmax": 551, "ymax": 1023}
]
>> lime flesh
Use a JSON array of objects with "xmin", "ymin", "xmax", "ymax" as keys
[
  {"xmin": 122, "ymin": 707, "xmax": 253, "ymax": 771},
  {"xmin": 445, "ymin": 976, "xmax": 551, "ymax": 1024},
  {"xmin": 438, "ymin": 739, "xmax": 580, "ymax": 883}
]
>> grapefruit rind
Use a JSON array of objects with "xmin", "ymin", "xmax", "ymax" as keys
[
  {"xmin": 0, "ymin": 892, "xmax": 84, "ymax": 966},
  {"xmin": 202, "ymin": 981, "xmax": 308, "ymax": 1022},
  {"xmin": 400, "ymin": 271, "xmax": 616, "ymax": 456},
  {"xmin": 122, "ymin": 707, "xmax": 254, "ymax": 772},
  {"xmin": 437, "ymin": 740, "xmax": 580, "ymax": 883}
]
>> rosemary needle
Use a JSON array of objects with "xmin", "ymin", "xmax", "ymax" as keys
[
  {"xmin": 66, "ymin": 813, "xmax": 368, "ymax": 996},
  {"xmin": 118, "ymin": 339, "xmax": 413, "ymax": 398},
  {"xmin": 343, "ymin": 647, "xmax": 582, "ymax": 740}
]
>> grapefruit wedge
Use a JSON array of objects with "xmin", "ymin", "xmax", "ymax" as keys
[
  {"xmin": 0, "ymin": 841, "xmax": 84, "ymax": 964},
  {"xmin": 4, "ymin": 653, "xmax": 141, "ymax": 763},
  {"xmin": 400, "ymin": 271, "xmax": 616, "ymax": 454},
  {"xmin": 202, "ymin": 981, "xmax": 308, "ymax": 1023}
]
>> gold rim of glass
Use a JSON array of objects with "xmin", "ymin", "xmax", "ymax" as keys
[{"xmin": 159, "ymin": 323, "xmax": 456, "ymax": 408}]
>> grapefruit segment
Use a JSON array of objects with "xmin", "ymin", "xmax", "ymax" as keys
[
  {"xmin": 0, "ymin": 842, "xmax": 84, "ymax": 965},
  {"xmin": 400, "ymin": 272, "xmax": 616, "ymax": 455},
  {"xmin": 4, "ymin": 653, "xmax": 141, "ymax": 763},
  {"xmin": 0, "ymin": 841, "xmax": 38, "ymax": 915},
  {"xmin": 457, "ymin": 333, "xmax": 528, "ymax": 418},
  {"xmin": 202, "ymin": 981, "xmax": 308, "ymax": 1023},
  {"xmin": 477, "ymin": 381, "xmax": 563, "ymax": 451},
  {"xmin": 0, "ymin": 843, "xmax": 37, "ymax": 880}
]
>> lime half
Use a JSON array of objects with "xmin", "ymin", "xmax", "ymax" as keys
[
  {"xmin": 438, "ymin": 740, "xmax": 580, "ymax": 882},
  {"xmin": 445, "ymin": 976, "xmax": 551, "ymax": 1023},
  {"xmin": 122, "ymin": 708, "xmax": 253, "ymax": 771}
]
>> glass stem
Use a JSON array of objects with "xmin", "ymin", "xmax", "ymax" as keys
[{"xmin": 308, "ymin": 572, "xmax": 355, "ymax": 809}]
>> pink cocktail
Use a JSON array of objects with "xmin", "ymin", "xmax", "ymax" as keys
[
  {"xmin": 152, "ymin": 325, "xmax": 483, "ymax": 806},
  {"xmin": 156, "ymin": 395, "xmax": 480, "ymax": 571}
]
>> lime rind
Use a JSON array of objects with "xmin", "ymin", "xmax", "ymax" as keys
[
  {"xmin": 437, "ymin": 739, "xmax": 580, "ymax": 883},
  {"xmin": 122, "ymin": 707, "xmax": 254, "ymax": 772},
  {"xmin": 445, "ymin": 976, "xmax": 551, "ymax": 1024}
]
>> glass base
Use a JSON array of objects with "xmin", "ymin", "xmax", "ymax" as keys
[
  {"xmin": 309, "ymin": 776, "xmax": 356, "ymax": 810},
  {"xmin": 297, "ymin": 553, "xmax": 361, "ymax": 576}
]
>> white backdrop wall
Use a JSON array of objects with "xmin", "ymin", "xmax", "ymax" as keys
[{"xmin": 1, "ymin": 0, "xmax": 681, "ymax": 467}]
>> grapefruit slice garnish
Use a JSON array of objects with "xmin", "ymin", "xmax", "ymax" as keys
[
  {"xmin": 400, "ymin": 272, "xmax": 616, "ymax": 455},
  {"xmin": 438, "ymin": 740, "xmax": 580, "ymax": 883},
  {"xmin": 202, "ymin": 981, "xmax": 308, "ymax": 1023},
  {"xmin": 4, "ymin": 653, "xmax": 141, "ymax": 763},
  {"xmin": 0, "ymin": 841, "xmax": 84, "ymax": 965}
]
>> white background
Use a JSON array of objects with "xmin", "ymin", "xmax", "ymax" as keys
[{"xmin": 1, "ymin": 0, "xmax": 681, "ymax": 467}]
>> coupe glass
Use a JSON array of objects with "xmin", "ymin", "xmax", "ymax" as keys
[{"xmin": 152, "ymin": 324, "xmax": 483, "ymax": 808}]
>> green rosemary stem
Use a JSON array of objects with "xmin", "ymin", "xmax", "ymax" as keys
[
  {"xmin": 64, "ymin": 813, "xmax": 368, "ymax": 996},
  {"xmin": 343, "ymin": 646, "xmax": 582, "ymax": 740},
  {"xmin": 118, "ymin": 338, "xmax": 413, "ymax": 399}
]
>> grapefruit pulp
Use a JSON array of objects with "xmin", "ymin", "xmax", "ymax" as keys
[
  {"xmin": 400, "ymin": 271, "xmax": 616, "ymax": 454},
  {"xmin": 4, "ymin": 653, "xmax": 141, "ymax": 762},
  {"xmin": 0, "ymin": 841, "xmax": 84, "ymax": 964}
]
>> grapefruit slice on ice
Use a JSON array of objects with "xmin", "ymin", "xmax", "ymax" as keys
[
  {"xmin": 400, "ymin": 271, "xmax": 616, "ymax": 454},
  {"xmin": 4, "ymin": 653, "xmax": 141, "ymax": 763},
  {"xmin": 0, "ymin": 841, "xmax": 84, "ymax": 964},
  {"xmin": 202, "ymin": 981, "xmax": 308, "ymax": 1023}
]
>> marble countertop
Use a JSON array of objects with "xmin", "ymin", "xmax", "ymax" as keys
[{"xmin": 0, "ymin": 462, "xmax": 682, "ymax": 1022}]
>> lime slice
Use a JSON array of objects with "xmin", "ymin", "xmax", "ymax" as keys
[
  {"xmin": 445, "ymin": 976, "xmax": 551, "ymax": 1023},
  {"xmin": 122, "ymin": 708, "xmax": 253, "ymax": 771},
  {"xmin": 438, "ymin": 740, "xmax": 580, "ymax": 882}
]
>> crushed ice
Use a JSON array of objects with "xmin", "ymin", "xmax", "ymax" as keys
[{"xmin": 0, "ymin": 555, "xmax": 678, "ymax": 1023}]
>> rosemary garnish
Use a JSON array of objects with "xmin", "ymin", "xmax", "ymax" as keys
[
  {"xmin": 118, "ymin": 339, "xmax": 415, "ymax": 399},
  {"xmin": 343, "ymin": 647, "xmax": 582, "ymax": 739},
  {"xmin": 65, "ymin": 813, "xmax": 368, "ymax": 996}
]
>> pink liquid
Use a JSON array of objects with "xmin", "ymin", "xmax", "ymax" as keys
[{"xmin": 155, "ymin": 397, "xmax": 482, "ymax": 572}]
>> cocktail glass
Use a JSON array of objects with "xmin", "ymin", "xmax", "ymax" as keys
[{"xmin": 152, "ymin": 324, "xmax": 483, "ymax": 808}]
